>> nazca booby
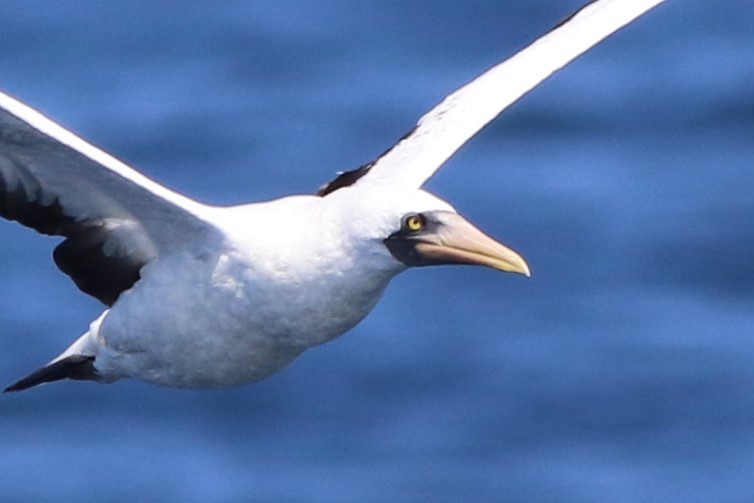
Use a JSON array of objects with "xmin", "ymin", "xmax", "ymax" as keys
[{"xmin": 0, "ymin": 0, "xmax": 666, "ymax": 392}]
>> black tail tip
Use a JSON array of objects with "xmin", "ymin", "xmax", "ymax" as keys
[{"xmin": 4, "ymin": 355, "xmax": 98, "ymax": 393}]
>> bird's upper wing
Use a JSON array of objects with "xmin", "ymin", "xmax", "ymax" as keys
[
  {"xmin": 0, "ymin": 91, "xmax": 217, "ymax": 306},
  {"xmin": 318, "ymin": 0, "xmax": 667, "ymax": 196}
]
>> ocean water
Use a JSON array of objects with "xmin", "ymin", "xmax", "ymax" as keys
[{"xmin": 1, "ymin": 1, "xmax": 753, "ymax": 501}]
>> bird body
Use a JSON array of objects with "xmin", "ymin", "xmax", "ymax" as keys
[
  {"xmin": 19, "ymin": 187, "xmax": 458, "ymax": 389},
  {"xmin": 0, "ymin": 0, "xmax": 667, "ymax": 392}
]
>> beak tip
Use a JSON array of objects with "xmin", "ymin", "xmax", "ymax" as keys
[
  {"xmin": 515, "ymin": 263, "xmax": 531, "ymax": 278},
  {"xmin": 504, "ymin": 255, "xmax": 530, "ymax": 278}
]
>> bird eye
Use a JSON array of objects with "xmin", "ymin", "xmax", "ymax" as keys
[{"xmin": 405, "ymin": 214, "xmax": 424, "ymax": 231}]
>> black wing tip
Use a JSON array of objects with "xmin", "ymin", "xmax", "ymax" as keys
[{"xmin": 4, "ymin": 355, "xmax": 98, "ymax": 393}]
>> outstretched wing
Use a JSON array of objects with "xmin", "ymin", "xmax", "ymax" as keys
[
  {"xmin": 0, "ymin": 91, "xmax": 217, "ymax": 305},
  {"xmin": 318, "ymin": 0, "xmax": 667, "ymax": 196}
]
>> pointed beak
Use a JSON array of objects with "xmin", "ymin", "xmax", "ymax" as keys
[{"xmin": 385, "ymin": 211, "xmax": 530, "ymax": 276}]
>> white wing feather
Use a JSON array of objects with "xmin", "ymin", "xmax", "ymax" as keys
[{"xmin": 357, "ymin": 0, "xmax": 668, "ymax": 190}]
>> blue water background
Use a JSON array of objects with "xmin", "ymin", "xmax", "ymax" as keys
[{"xmin": 1, "ymin": 1, "xmax": 753, "ymax": 501}]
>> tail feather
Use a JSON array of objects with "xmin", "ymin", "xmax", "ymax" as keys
[{"xmin": 4, "ymin": 355, "xmax": 99, "ymax": 393}]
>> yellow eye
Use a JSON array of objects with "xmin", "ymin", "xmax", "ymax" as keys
[{"xmin": 405, "ymin": 214, "xmax": 424, "ymax": 231}]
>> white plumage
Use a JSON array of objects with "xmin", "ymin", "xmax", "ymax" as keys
[{"xmin": 0, "ymin": 0, "xmax": 666, "ymax": 391}]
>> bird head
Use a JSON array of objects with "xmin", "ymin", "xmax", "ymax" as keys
[{"xmin": 330, "ymin": 187, "xmax": 530, "ymax": 277}]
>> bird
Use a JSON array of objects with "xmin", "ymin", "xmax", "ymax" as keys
[{"xmin": 0, "ymin": 0, "xmax": 666, "ymax": 392}]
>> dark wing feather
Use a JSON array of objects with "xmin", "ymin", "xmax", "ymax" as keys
[
  {"xmin": 0, "ymin": 159, "xmax": 150, "ymax": 305},
  {"xmin": 0, "ymin": 91, "xmax": 217, "ymax": 305}
]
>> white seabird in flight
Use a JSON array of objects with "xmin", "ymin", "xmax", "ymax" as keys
[{"xmin": 0, "ymin": 0, "xmax": 666, "ymax": 392}]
